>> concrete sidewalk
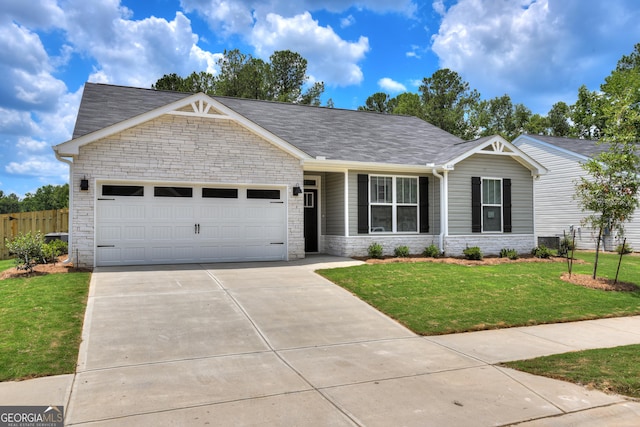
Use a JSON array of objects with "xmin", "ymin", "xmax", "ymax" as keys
[{"xmin": 1, "ymin": 256, "xmax": 640, "ymax": 426}]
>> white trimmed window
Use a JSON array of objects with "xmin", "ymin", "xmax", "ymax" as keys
[
  {"xmin": 482, "ymin": 178, "xmax": 502, "ymax": 232},
  {"xmin": 370, "ymin": 176, "xmax": 418, "ymax": 232}
]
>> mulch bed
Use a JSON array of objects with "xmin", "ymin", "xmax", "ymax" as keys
[{"xmin": 0, "ymin": 256, "xmax": 90, "ymax": 280}]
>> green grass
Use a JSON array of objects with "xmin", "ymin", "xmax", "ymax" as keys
[
  {"xmin": 0, "ymin": 259, "xmax": 14, "ymax": 272},
  {"xmin": 0, "ymin": 266, "xmax": 90, "ymax": 381},
  {"xmin": 502, "ymin": 344, "xmax": 640, "ymax": 398},
  {"xmin": 318, "ymin": 251, "xmax": 640, "ymax": 335}
]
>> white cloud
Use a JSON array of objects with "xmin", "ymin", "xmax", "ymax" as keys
[
  {"xmin": 16, "ymin": 137, "xmax": 48, "ymax": 152},
  {"xmin": 341, "ymin": 14, "xmax": 355, "ymax": 28},
  {"xmin": 5, "ymin": 155, "xmax": 68, "ymax": 177},
  {"xmin": 378, "ymin": 78, "xmax": 407, "ymax": 93},
  {"xmin": 0, "ymin": 0, "xmax": 66, "ymax": 29},
  {"xmin": 251, "ymin": 12, "xmax": 369, "ymax": 86},
  {"xmin": 431, "ymin": 0, "xmax": 640, "ymax": 113}
]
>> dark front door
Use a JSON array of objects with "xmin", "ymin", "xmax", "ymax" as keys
[{"xmin": 304, "ymin": 189, "xmax": 318, "ymax": 252}]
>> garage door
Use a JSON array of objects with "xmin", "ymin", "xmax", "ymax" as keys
[{"xmin": 96, "ymin": 183, "xmax": 287, "ymax": 266}]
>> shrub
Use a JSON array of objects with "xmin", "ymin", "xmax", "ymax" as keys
[
  {"xmin": 463, "ymin": 246, "xmax": 483, "ymax": 260},
  {"xmin": 499, "ymin": 248, "xmax": 519, "ymax": 260},
  {"xmin": 394, "ymin": 245, "xmax": 410, "ymax": 257},
  {"xmin": 616, "ymin": 242, "xmax": 633, "ymax": 254},
  {"xmin": 43, "ymin": 239, "xmax": 69, "ymax": 263},
  {"xmin": 531, "ymin": 245, "xmax": 552, "ymax": 259},
  {"xmin": 423, "ymin": 244, "xmax": 440, "ymax": 258},
  {"xmin": 558, "ymin": 237, "xmax": 576, "ymax": 257},
  {"xmin": 368, "ymin": 242, "xmax": 383, "ymax": 259},
  {"xmin": 5, "ymin": 232, "xmax": 46, "ymax": 273}
]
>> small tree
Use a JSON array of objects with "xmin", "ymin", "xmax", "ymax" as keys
[
  {"xmin": 5, "ymin": 232, "xmax": 46, "ymax": 273},
  {"xmin": 575, "ymin": 141, "xmax": 640, "ymax": 278}
]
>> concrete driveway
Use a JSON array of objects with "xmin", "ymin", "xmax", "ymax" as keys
[{"xmin": 63, "ymin": 256, "xmax": 640, "ymax": 426}]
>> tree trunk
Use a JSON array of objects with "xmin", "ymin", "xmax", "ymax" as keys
[{"xmin": 593, "ymin": 226, "xmax": 603, "ymax": 279}]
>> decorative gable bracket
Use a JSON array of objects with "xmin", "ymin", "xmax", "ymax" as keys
[
  {"xmin": 481, "ymin": 139, "xmax": 515, "ymax": 155},
  {"xmin": 168, "ymin": 98, "xmax": 232, "ymax": 120}
]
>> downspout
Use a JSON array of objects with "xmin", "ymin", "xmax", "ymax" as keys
[
  {"xmin": 54, "ymin": 150, "xmax": 73, "ymax": 264},
  {"xmin": 430, "ymin": 166, "xmax": 448, "ymax": 253}
]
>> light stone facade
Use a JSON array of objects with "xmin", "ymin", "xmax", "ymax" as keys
[
  {"xmin": 443, "ymin": 234, "xmax": 536, "ymax": 257},
  {"xmin": 70, "ymin": 115, "xmax": 304, "ymax": 267}
]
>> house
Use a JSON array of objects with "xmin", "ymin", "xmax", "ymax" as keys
[
  {"xmin": 513, "ymin": 134, "xmax": 640, "ymax": 251},
  {"xmin": 53, "ymin": 83, "xmax": 546, "ymax": 268}
]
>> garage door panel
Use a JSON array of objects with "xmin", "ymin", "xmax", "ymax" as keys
[{"xmin": 96, "ymin": 184, "xmax": 287, "ymax": 266}]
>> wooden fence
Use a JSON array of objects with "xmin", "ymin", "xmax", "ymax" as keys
[{"xmin": 0, "ymin": 209, "xmax": 69, "ymax": 260}]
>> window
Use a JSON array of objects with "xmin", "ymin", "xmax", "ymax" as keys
[
  {"xmin": 102, "ymin": 185, "xmax": 144, "ymax": 197},
  {"xmin": 154, "ymin": 187, "xmax": 193, "ymax": 197},
  {"xmin": 202, "ymin": 188, "xmax": 238, "ymax": 198},
  {"xmin": 247, "ymin": 189, "xmax": 280, "ymax": 199},
  {"xmin": 482, "ymin": 179, "xmax": 502, "ymax": 232},
  {"xmin": 370, "ymin": 176, "xmax": 418, "ymax": 233}
]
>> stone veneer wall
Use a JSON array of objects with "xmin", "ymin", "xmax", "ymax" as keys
[
  {"xmin": 71, "ymin": 114, "xmax": 304, "ymax": 267},
  {"xmin": 443, "ymin": 234, "xmax": 536, "ymax": 257},
  {"xmin": 324, "ymin": 235, "xmax": 440, "ymax": 257}
]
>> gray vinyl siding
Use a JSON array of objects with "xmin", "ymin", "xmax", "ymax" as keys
[
  {"xmin": 448, "ymin": 154, "xmax": 534, "ymax": 235},
  {"xmin": 325, "ymin": 172, "xmax": 345, "ymax": 235},
  {"xmin": 347, "ymin": 170, "xmax": 439, "ymax": 236},
  {"xmin": 515, "ymin": 139, "xmax": 640, "ymax": 250}
]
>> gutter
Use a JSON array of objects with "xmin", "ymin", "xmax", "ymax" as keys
[
  {"xmin": 54, "ymin": 150, "xmax": 73, "ymax": 265},
  {"xmin": 428, "ymin": 165, "xmax": 450, "ymax": 255}
]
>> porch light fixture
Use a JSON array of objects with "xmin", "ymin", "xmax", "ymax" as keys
[
  {"xmin": 292, "ymin": 184, "xmax": 303, "ymax": 196},
  {"xmin": 80, "ymin": 177, "xmax": 89, "ymax": 191}
]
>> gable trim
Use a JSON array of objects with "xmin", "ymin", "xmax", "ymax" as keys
[
  {"xmin": 446, "ymin": 135, "xmax": 547, "ymax": 176},
  {"xmin": 53, "ymin": 92, "xmax": 311, "ymax": 160}
]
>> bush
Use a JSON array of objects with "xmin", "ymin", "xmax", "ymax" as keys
[
  {"xmin": 423, "ymin": 244, "xmax": 440, "ymax": 258},
  {"xmin": 463, "ymin": 246, "xmax": 483, "ymax": 260},
  {"xmin": 499, "ymin": 248, "xmax": 519, "ymax": 260},
  {"xmin": 531, "ymin": 245, "xmax": 552, "ymax": 259},
  {"xmin": 5, "ymin": 232, "xmax": 46, "ymax": 273},
  {"xmin": 394, "ymin": 245, "xmax": 410, "ymax": 257},
  {"xmin": 616, "ymin": 242, "xmax": 633, "ymax": 254},
  {"xmin": 368, "ymin": 242, "xmax": 383, "ymax": 259},
  {"xmin": 43, "ymin": 239, "xmax": 69, "ymax": 263},
  {"xmin": 558, "ymin": 237, "xmax": 576, "ymax": 257}
]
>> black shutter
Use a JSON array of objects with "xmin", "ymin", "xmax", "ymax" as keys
[
  {"xmin": 471, "ymin": 177, "xmax": 482, "ymax": 233},
  {"xmin": 503, "ymin": 178, "xmax": 512, "ymax": 233},
  {"xmin": 357, "ymin": 174, "xmax": 369, "ymax": 234},
  {"xmin": 419, "ymin": 177, "xmax": 429, "ymax": 233}
]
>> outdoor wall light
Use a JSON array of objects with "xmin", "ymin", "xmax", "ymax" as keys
[
  {"xmin": 80, "ymin": 177, "xmax": 89, "ymax": 191},
  {"xmin": 292, "ymin": 184, "xmax": 303, "ymax": 196}
]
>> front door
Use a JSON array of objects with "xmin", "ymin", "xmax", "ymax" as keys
[{"xmin": 304, "ymin": 189, "xmax": 318, "ymax": 252}]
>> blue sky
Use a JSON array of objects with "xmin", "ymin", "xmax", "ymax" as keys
[{"xmin": 1, "ymin": 0, "xmax": 639, "ymax": 197}]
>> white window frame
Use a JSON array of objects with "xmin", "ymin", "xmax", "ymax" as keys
[
  {"xmin": 369, "ymin": 175, "xmax": 419, "ymax": 233},
  {"xmin": 481, "ymin": 177, "xmax": 503, "ymax": 233}
]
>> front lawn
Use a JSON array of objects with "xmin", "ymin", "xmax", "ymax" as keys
[
  {"xmin": 503, "ymin": 344, "xmax": 640, "ymax": 398},
  {"xmin": 0, "ymin": 264, "xmax": 90, "ymax": 381},
  {"xmin": 318, "ymin": 251, "xmax": 640, "ymax": 335}
]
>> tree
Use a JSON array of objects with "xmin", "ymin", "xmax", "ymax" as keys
[
  {"xmin": 571, "ymin": 85, "xmax": 604, "ymax": 140},
  {"xmin": 21, "ymin": 184, "xmax": 69, "ymax": 212},
  {"xmin": 575, "ymin": 143, "xmax": 640, "ymax": 278},
  {"xmin": 391, "ymin": 92, "xmax": 424, "ymax": 119},
  {"xmin": 268, "ymin": 50, "xmax": 308, "ymax": 103},
  {"xmin": 524, "ymin": 114, "xmax": 549, "ymax": 136},
  {"xmin": 0, "ymin": 191, "xmax": 21, "ymax": 214},
  {"xmin": 547, "ymin": 102, "xmax": 572, "ymax": 137},
  {"xmin": 152, "ymin": 49, "xmax": 324, "ymax": 104},
  {"xmin": 358, "ymin": 92, "xmax": 393, "ymax": 113},
  {"xmin": 419, "ymin": 69, "xmax": 480, "ymax": 139}
]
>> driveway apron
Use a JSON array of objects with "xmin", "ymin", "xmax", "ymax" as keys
[{"xmin": 65, "ymin": 257, "xmax": 640, "ymax": 426}]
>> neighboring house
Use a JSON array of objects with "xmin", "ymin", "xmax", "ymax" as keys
[
  {"xmin": 54, "ymin": 83, "xmax": 545, "ymax": 267},
  {"xmin": 513, "ymin": 134, "xmax": 640, "ymax": 251}
]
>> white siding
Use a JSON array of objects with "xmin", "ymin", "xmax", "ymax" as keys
[{"xmin": 515, "ymin": 138, "xmax": 640, "ymax": 251}]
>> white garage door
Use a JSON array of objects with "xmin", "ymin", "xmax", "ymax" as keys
[{"xmin": 96, "ymin": 183, "xmax": 287, "ymax": 266}]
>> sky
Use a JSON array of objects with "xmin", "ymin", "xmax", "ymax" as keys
[{"xmin": 1, "ymin": 0, "xmax": 639, "ymax": 197}]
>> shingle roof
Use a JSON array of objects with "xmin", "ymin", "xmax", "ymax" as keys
[
  {"xmin": 73, "ymin": 83, "xmax": 464, "ymax": 166},
  {"xmin": 522, "ymin": 135, "xmax": 610, "ymax": 158}
]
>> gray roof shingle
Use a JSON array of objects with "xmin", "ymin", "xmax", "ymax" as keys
[
  {"xmin": 73, "ymin": 83, "xmax": 464, "ymax": 166},
  {"xmin": 521, "ymin": 135, "xmax": 610, "ymax": 158}
]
